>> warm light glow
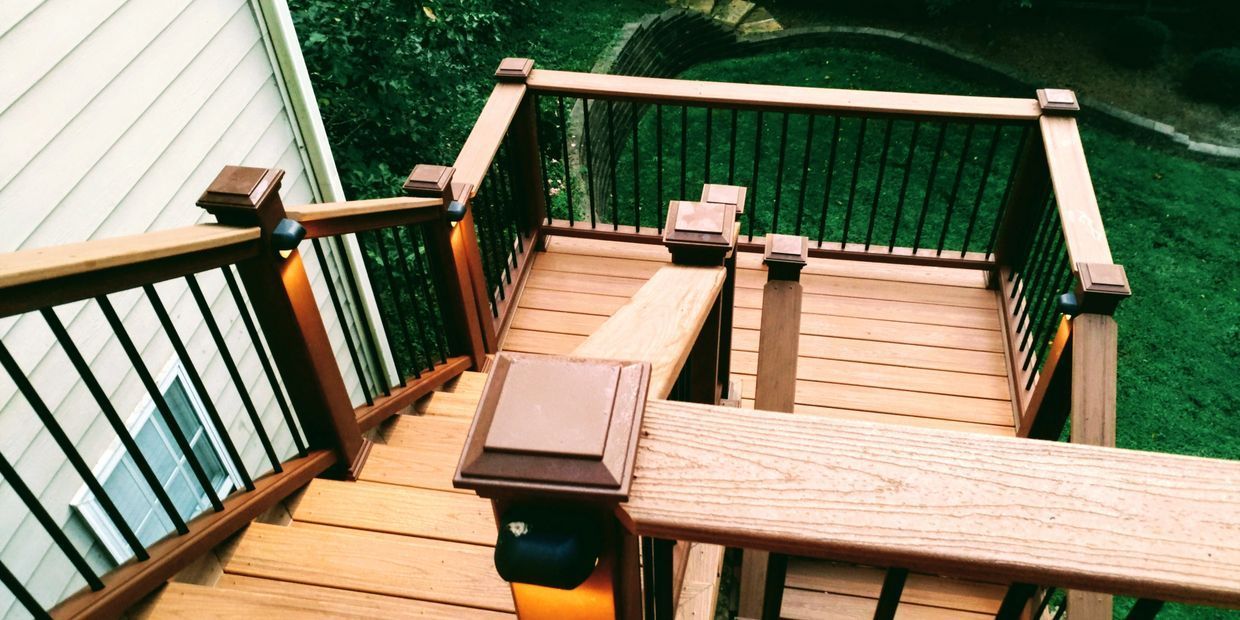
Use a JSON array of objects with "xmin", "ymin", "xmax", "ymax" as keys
[
  {"xmin": 511, "ymin": 547, "xmax": 617, "ymax": 620},
  {"xmin": 279, "ymin": 248, "xmax": 294, "ymax": 259}
]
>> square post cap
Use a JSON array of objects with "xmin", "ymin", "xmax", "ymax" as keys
[
  {"xmin": 763, "ymin": 234, "xmax": 809, "ymax": 281},
  {"xmin": 1037, "ymin": 89, "xmax": 1080, "ymax": 115},
  {"xmin": 454, "ymin": 353, "xmax": 650, "ymax": 502},
  {"xmin": 1074, "ymin": 262, "xmax": 1131, "ymax": 314},
  {"xmin": 403, "ymin": 164, "xmax": 455, "ymax": 196},
  {"xmin": 496, "ymin": 58, "xmax": 534, "ymax": 82},
  {"xmin": 196, "ymin": 166, "xmax": 285, "ymax": 227},
  {"xmin": 700, "ymin": 183, "xmax": 747, "ymax": 219},
  {"xmin": 662, "ymin": 200, "xmax": 737, "ymax": 265}
]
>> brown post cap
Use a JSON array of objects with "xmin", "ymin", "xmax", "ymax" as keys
[
  {"xmin": 403, "ymin": 164, "xmax": 455, "ymax": 196},
  {"xmin": 662, "ymin": 200, "xmax": 737, "ymax": 265},
  {"xmin": 1074, "ymin": 262, "xmax": 1131, "ymax": 314},
  {"xmin": 700, "ymin": 183, "xmax": 747, "ymax": 219},
  {"xmin": 495, "ymin": 57, "xmax": 534, "ymax": 82},
  {"xmin": 1037, "ymin": 88, "xmax": 1080, "ymax": 115},
  {"xmin": 454, "ymin": 352, "xmax": 650, "ymax": 502},
  {"xmin": 763, "ymin": 234, "xmax": 809, "ymax": 281},
  {"xmin": 196, "ymin": 166, "xmax": 285, "ymax": 225}
]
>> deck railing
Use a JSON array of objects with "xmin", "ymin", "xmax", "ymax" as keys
[{"xmin": 0, "ymin": 167, "xmax": 484, "ymax": 618}]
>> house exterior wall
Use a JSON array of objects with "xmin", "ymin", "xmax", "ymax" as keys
[{"xmin": 0, "ymin": 0, "xmax": 378, "ymax": 615}]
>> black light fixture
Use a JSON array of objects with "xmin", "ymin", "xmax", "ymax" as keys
[
  {"xmin": 493, "ymin": 503, "xmax": 603, "ymax": 590},
  {"xmin": 1057, "ymin": 291, "xmax": 1081, "ymax": 316},
  {"xmin": 445, "ymin": 198, "xmax": 467, "ymax": 224},
  {"xmin": 271, "ymin": 217, "xmax": 306, "ymax": 257}
]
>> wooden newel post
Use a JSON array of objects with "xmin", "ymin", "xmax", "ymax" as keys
[
  {"xmin": 404, "ymin": 164, "xmax": 489, "ymax": 370},
  {"xmin": 454, "ymin": 352, "xmax": 650, "ymax": 619},
  {"xmin": 662, "ymin": 191, "xmax": 740, "ymax": 405},
  {"xmin": 197, "ymin": 166, "xmax": 368, "ymax": 478},
  {"xmin": 700, "ymin": 184, "xmax": 746, "ymax": 400},
  {"xmin": 739, "ymin": 234, "xmax": 808, "ymax": 620},
  {"xmin": 496, "ymin": 58, "xmax": 548, "ymax": 246}
]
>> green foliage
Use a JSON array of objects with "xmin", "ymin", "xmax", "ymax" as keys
[
  {"xmin": 1185, "ymin": 48, "xmax": 1240, "ymax": 105},
  {"xmin": 289, "ymin": 0, "xmax": 537, "ymax": 199},
  {"xmin": 1103, "ymin": 16, "xmax": 1171, "ymax": 69}
]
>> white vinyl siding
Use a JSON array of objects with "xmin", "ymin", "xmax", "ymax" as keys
[{"xmin": 0, "ymin": 0, "xmax": 374, "ymax": 616}]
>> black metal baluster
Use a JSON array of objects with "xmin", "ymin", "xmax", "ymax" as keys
[
  {"xmin": 936, "ymin": 122, "xmax": 976, "ymax": 255},
  {"xmin": 410, "ymin": 225, "xmax": 450, "ymax": 365},
  {"xmin": 817, "ymin": 115, "xmax": 841, "ymax": 247},
  {"xmin": 143, "ymin": 284, "xmax": 252, "ymax": 496},
  {"xmin": 536, "ymin": 95, "xmax": 552, "ymax": 221},
  {"xmin": 641, "ymin": 537, "xmax": 656, "ymax": 616},
  {"xmin": 995, "ymin": 583, "xmax": 1037, "ymax": 620},
  {"xmin": 770, "ymin": 112, "xmax": 790, "ymax": 234},
  {"xmin": 795, "ymin": 114, "xmax": 817, "ymax": 236},
  {"xmin": 333, "ymin": 235, "xmax": 390, "ymax": 396},
  {"xmin": 653, "ymin": 538, "xmax": 675, "ymax": 618},
  {"xmin": 913, "ymin": 123, "xmax": 949, "ymax": 252},
  {"xmin": 0, "ymin": 453, "xmax": 104, "ymax": 592},
  {"xmin": 307, "ymin": 242, "xmax": 373, "ymax": 408},
  {"xmin": 1, "ymin": 557, "xmax": 52, "ymax": 619},
  {"xmin": 632, "ymin": 102, "xmax": 641, "ymax": 228},
  {"xmin": 606, "ymin": 100, "xmax": 619, "ymax": 231},
  {"xmin": 1033, "ymin": 588, "xmax": 1058, "ymax": 618},
  {"xmin": 358, "ymin": 231, "xmax": 411, "ymax": 382},
  {"xmin": 680, "ymin": 105, "xmax": 688, "ymax": 199},
  {"xmin": 1019, "ymin": 251, "xmax": 1066, "ymax": 374},
  {"xmin": 986, "ymin": 125, "xmax": 1033, "ymax": 259},
  {"xmin": 394, "ymin": 226, "xmax": 439, "ymax": 371},
  {"xmin": 582, "ymin": 99, "xmax": 598, "ymax": 228},
  {"xmin": 488, "ymin": 173, "xmax": 515, "ymax": 288},
  {"xmin": 842, "ymin": 117, "xmax": 868, "ymax": 245},
  {"xmin": 41, "ymin": 307, "xmax": 188, "ymax": 532},
  {"xmin": 0, "ymin": 341, "xmax": 149, "ymax": 560},
  {"xmin": 761, "ymin": 553, "xmax": 789, "ymax": 620},
  {"xmin": 1010, "ymin": 193, "xmax": 1056, "ymax": 297},
  {"xmin": 472, "ymin": 191, "xmax": 502, "ymax": 318},
  {"xmin": 728, "ymin": 108, "xmax": 738, "ymax": 185},
  {"xmin": 223, "ymin": 267, "xmax": 307, "ymax": 450},
  {"xmin": 872, "ymin": 567, "xmax": 909, "ymax": 620},
  {"xmin": 185, "ymin": 274, "xmax": 282, "ymax": 474},
  {"xmin": 656, "ymin": 104, "xmax": 664, "ymax": 232},
  {"xmin": 704, "ymin": 106, "xmax": 713, "ymax": 184},
  {"xmin": 1126, "ymin": 599, "xmax": 1165, "ymax": 620},
  {"xmin": 369, "ymin": 229, "xmax": 419, "ymax": 378},
  {"xmin": 1025, "ymin": 256, "xmax": 1072, "ymax": 380},
  {"xmin": 889, "ymin": 121, "xmax": 922, "ymax": 251},
  {"xmin": 749, "ymin": 110, "xmax": 764, "ymax": 240},
  {"xmin": 556, "ymin": 96, "xmax": 575, "ymax": 227},
  {"xmin": 866, "ymin": 118, "xmax": 895, "ymax": 250},
  {"xmin": 961, "ymin": 124, "xmax": 1003, "ymax": 256},
  {"xmin": 99, "ymin": 295, "xmax": 228, "ymax": 508},
  {"xmin": 1017, "ymin": 230, "xmax": 1063, "ymax": 334}
]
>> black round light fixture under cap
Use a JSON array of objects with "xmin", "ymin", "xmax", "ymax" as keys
[
  {"xmin": 271, "ymin": 217, "xmax": 306, "ymax": 251},
  {"xmin": 493, "ymin": 503, "xmax": 603, "ymax": 590}
]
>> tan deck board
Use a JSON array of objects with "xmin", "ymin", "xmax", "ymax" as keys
[
  {"xmin": 381, "ymin": 414, "xmax": 471, "ymax": 451},
  {"xmin": 784, "ymin": 558, "xmax": 1005, "ymax": 615},
  {"xmin": 780, "ymin": 586, "xmax": 992, "ymax": 619},
  {"xmin": 141, "ymin": 582, "xmax": 511, "ymax": 619},
  {"xmin": 414, "ymin": 390, "xmax": 481, "ymax": 418},
  {"xmin": 360, "ymin": 443, "xmax": 470, "ymax": 494},
  {"xmin": 225, "ymin": 523, "xmax": 514, "ymax": 612},
  {"xmin": 730, "ymin": 329, "xmax": 1008, "ymax": 376},
  {"xmin": 293, "ymin": 479, "xmax": 494, "ymax": 546},
  {"xmin": 739, "ymin": 399, "xmax": 1015, "ymax": 437}
]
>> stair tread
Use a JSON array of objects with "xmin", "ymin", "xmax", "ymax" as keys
[
  {"xmin": 141, "ymin": 581, "xmax": 509, "ymax": 619},
  {"xmin": 361, "ymin": 443, "xmax": 469, "ymax": 494},
  {"xmin": 293, "ymin": 479, "xmax": 494, "ymax": 546},
  {"xmin": 783, "ymin": 558, "xmax": 1004, "ymax": 618},
  {"xmin": 415, "ymin": 390, "xmax": 481, "ymax": 418},
  {"xmin": 382, "ymin": 413, "xmax": 470, "ymax": 451},
  {"xmin": 224, "ymin": 522, "xmax": 514, "ymax": 612},
  {"xmin": 443, "ymin": 371, "xmax": 488, "ymax": 395}
]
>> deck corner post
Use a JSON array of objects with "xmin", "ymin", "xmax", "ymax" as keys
[
  {"xmin": 453, "ymin": 352, "xmax": 649, "ymax": 619},
  {"xmin": 197, "ymin": 165, "xmax": 367, "ymax": 479},
  {"xmin": 404, "ymin": 164, "xmax": 490, "ymax": 369},
  {"xmin": 739, "ymin": 233, "xmax": 808, "ymax": 619}
]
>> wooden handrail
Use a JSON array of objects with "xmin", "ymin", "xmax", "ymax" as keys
[
  {"xmin": 0, "ymin": 225, "xmax": 261, "ymax": 317},
  {"xmin": 527, "ymin": 69, "xmax": 1043, "ymax": 121},
  {"xmin": 572, "ymin": 264, "xmax": 726, "ymax": 400},
  {"xmin": 452, "ymin": 81, "xmax": 527, "ymax": 191},
  {"xmin": 619, "ymin": 400, "xmax": 1240, "ymax": 609},
  {"xmin": 284, "ymin": 196, "xmax": 441, "ymax": 238},
  {"xmin": 1041, "ymin": 115, "xmax": 1114, "ymax": 267}
]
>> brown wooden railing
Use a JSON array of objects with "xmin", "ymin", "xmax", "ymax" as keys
[{"xmin": 0, "ymin": 165, "xmax": 487, "ymax": 618}]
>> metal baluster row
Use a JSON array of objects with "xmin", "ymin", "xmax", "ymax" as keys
[
  {"xmin": 0, "ymin": 273, "xmax": 305, "ymax": 608},
  {"xmin": 535, "ymin": 97, "xmax": 1031, "ymax": 259}
]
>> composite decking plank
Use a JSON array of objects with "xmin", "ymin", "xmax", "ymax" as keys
[
  {"xmin": 739, "ymin": 399, "xmax": 1015, "ymax": 437},
  {"xmin": 733, "ymin": 287, "xmax": 1001, "ymax": 330},
  {"xmin": 510, "ymin": 307, "xmax": 607, "ymax": 336},
  {"xmin": 517, "ymin": 287, "xmax": 630, "ymax": 317},
  {"xmin": 415, "ymin": 390, "xmax": 482, "ymax": 418},
  {"xmin": 292, "ymin": 479, "xmax": 494, "ymax": 546},
  {"xmin": 730, "ymin": 329, "xmax": 1008, "ymax": 377},
  {"xmin": 501, "ymin": 327, "xmax": 586, "ymax": 355},
  {"xmin": 780, "ymin": 586, "xmax": 992, "ymax": 620},
  {"xmin": 224, "ymin": 523, "xmax": 514, "ymax": 612},
  {"xmin": 381, "ymin": 414, "xmax": 471, "ymax": 451},
  {"xmin": 442, "ymin": 371, "xmax": 489, "ymax": 395},
  {"xmin": 142, "ymin": 582, "xmax": 511, "ymax": 619},
  {"xmin": 784, "ymin": 559, "xmax": 1005, "ymax": 615},
  {"xmin": 731, "ymin": 350, "xmax": 1011, "ymax": 401},
  {"xmin": 676, "ymin": 543, "xmax": 725, "ymax": 620},
  {"xmin": 360, "ymin": 443, "xmax": 470, "ymax": 494},
  {"xmin": 734, "ymin": 307, "xmax": 1005, "ymax": 353}
]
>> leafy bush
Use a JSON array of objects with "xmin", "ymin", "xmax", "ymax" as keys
[
  {"xmin": 1103, "ymin": 16, "xmax": 1171, "ymax": 69},
  {"xmin": 1185, "ymin": 48, "xmax": 1240, "ymax": 104},
  {"xmin": 289, "ymin": 0, "xmax": 536, "ymax": 199}
]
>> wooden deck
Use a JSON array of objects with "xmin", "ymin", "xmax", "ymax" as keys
[{"xmin": 140, "ymin": 235, "xmax": 1020, "ymax": 619}]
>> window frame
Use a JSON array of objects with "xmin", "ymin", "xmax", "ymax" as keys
[{"xmin": 72, "ymin": 357, "xmax": 244, "ymax": 564}]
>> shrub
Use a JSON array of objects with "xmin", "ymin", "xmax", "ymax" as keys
[
  {"xmin": 289, "ymin": 0, "xmax": 536, "ymax": 199},
  {"xmin": 1103, "ymin": 16, "xmax": 1171, "ymax": 69},
  {"xmin": 1185, "ymin": 48, "xmax": 1240, "ymax": 104}
]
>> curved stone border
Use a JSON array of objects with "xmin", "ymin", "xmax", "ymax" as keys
[{"xmin": 589, "ymin": 10, "xmax": 1239, "ymax": 163}]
